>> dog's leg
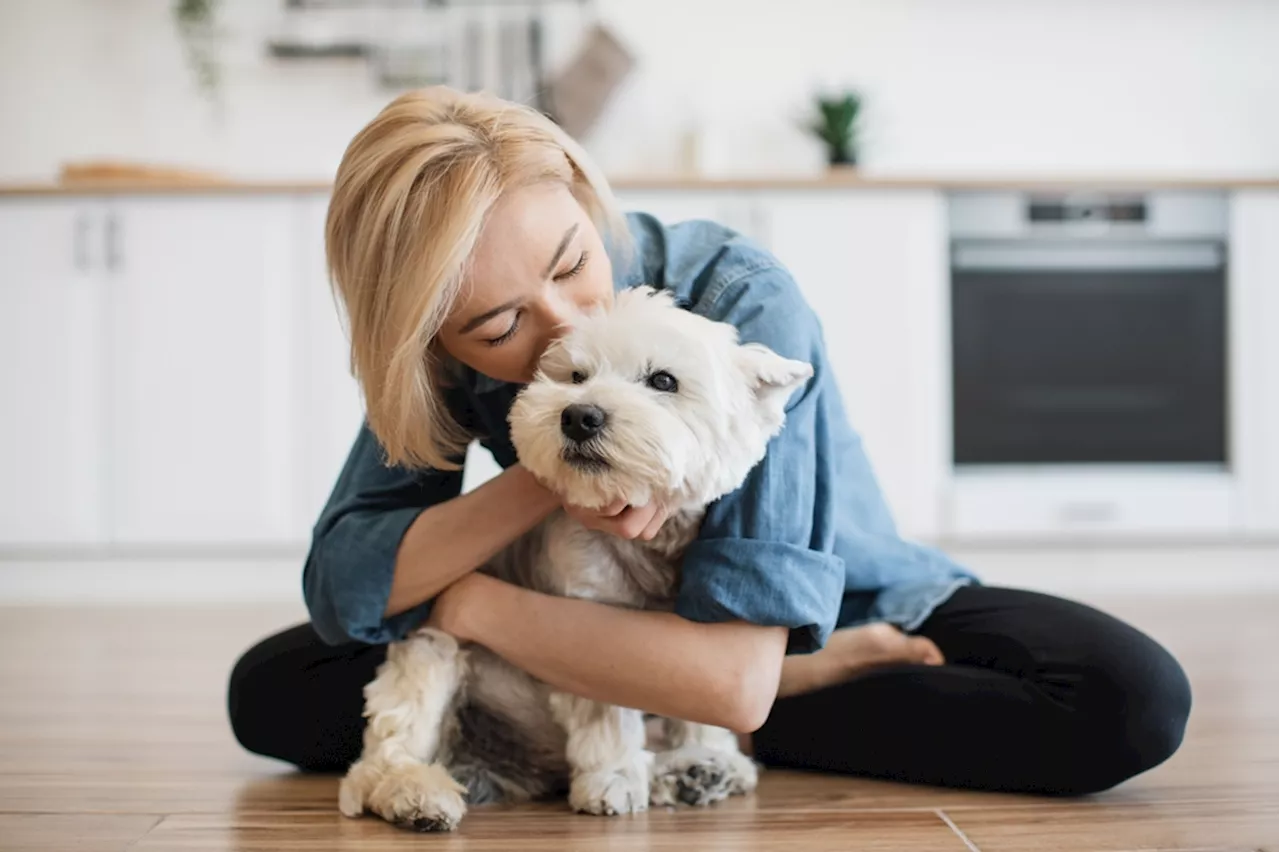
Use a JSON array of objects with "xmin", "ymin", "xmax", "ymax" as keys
[
  {"xmin": 650, "ymin": 718, "xmax": 759, "ymax": 807},
  {"xmin": 549, "ymin": 692, "xmax": 649, "ymax": 815},
  {"xmin": 338, "ymin": 628, "xmax": 469, "ymax": 832}
]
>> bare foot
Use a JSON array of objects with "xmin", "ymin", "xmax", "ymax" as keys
[
  {"xmin": 774, "ymin": 622, "xmax": 944, "ymax": 702},
  {"xmin": 828, "ymin": 622, "xmax": 945, "ymax": 674}
]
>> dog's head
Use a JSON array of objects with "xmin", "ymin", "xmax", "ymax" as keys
[{"xmin": 508, "ymin": 287, "xmax": 813, "ymax": 511}]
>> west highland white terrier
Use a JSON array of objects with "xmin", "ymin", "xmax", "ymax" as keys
[{"xmin": 338, "ymin": 286, "xmax": 813, "ymax": 831}]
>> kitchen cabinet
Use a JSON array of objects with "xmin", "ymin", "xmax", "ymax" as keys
[
  {"xmin": 1229, "ymin": 189, "xmax": 1279, "ymax": 535},
  {"xmin": 760, "ymin": 191, "xmax": 950, "ymax": 540},
  {"xmin": 0, "ymin": 193, "xmax": 330, "ymax": 549},
  {"xmin": 106, "ymin": 196, "xmax": 301, "ymax": 545},
  {"xmin": 292, "ymin": 193, "xmax": 366, "ymax": 531},
  {"xmin": 0, "ymin": 183, "xmax": 1272, "ymax": 572},
  {"xmin": 0, "ymin": 198, "xmax": 109, "ymax": 546}
]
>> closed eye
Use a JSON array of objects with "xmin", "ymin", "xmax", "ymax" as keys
[
  {"xmin": 554, "ymin": 251, "xmax": 589, "ymax": 281},
  {"xmin": 483, "ymin": 310, "xmax": 522, "ymax": 347}
]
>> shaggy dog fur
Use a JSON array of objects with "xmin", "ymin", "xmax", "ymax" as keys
[{"xmin": 338, "ymin": 287, "xmax": 812, "ymax": 830}]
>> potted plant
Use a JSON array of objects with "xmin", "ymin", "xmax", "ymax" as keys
[
  {"xmin": 806, "ymin": 90, "xmax": 863, "ymax": 168},
  {"xmin": 173, "ymin": 0, "xmax": 221, "ymax": 100}
]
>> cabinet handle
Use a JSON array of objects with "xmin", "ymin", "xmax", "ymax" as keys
[
  {"xmin": 1058, "ymin": 501, "xmax": 1117, "ymax": 524},
  {"xmin": 74, "ymin": 213, "xmax": 91, "ymax": 271},
  {"xmin": 105, "ymin": 211, "xmax": 123, "ymax": 273}
]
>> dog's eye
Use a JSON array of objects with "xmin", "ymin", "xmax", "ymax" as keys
[
  {"xmin": 571, "ymin": 371, "xmax": 587, "ymax": 385},
  {"xmin": 647, "ymin": 371, "xmax": 678, "ymax": 393}
]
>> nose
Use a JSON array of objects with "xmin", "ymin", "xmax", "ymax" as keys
[
  {"xmin": 541, "ymin": 289, "xmax": 585, "ymax": 333},
  {"xmin": 561, "ymin": 404, "xmax": 607, "ymax": 443}
]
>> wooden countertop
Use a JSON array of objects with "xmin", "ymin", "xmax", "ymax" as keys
[{"xmin": 0, "ymin": 173, "xmax": 1276, "ymax": 196}]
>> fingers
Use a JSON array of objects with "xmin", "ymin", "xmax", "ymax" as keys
[
  {"xmin": 600, "ymin": 499, "xmax": 630, "ymax": 518},
  {"xmin": 639, "ymin": 507, "xmax": 668, "ymax": 541},
  {"xmin": 608, "ymin": 505, "xmax": 653, "ymax": 539},
  {"xmin": 563, "ymin": 500, "xmax": 667, "ymax": 540}
]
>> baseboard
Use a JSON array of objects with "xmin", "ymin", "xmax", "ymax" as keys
[
  {"xmin": 941, "ymin": 540, "xmax": 1278, "ymax": 595},
  {"xmin": 0, "ymin": 542, "xmax": 1273, "ymax": 605},
  {"xmin": 0, "ymin": 553, "xmax": 306, "ymax": 604}
]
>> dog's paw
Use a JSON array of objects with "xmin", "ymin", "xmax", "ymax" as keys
[
  {"xmin": 362, "ymin": 762, "xmax": 468, "ymax": 832},
  {"xmin": 569, "ymin": 759, "xmax": 650, "ymax": 816},
  {"xmin": 650, "ymin": 745, "xmax": 759, "ymax": 807}
]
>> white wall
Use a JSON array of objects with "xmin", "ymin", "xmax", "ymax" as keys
[{"xmin": 0, "ymin": 0, "xmax": 1275, "ymax": 183}]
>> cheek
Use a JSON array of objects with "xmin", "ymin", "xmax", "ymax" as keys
[
  {"xmin": 442, "ymin": 335, "xmax": 539, "ymax": 384},
  {"xmin": 570, "ymin": 261, "xmax": 614, "ymax": 310}
]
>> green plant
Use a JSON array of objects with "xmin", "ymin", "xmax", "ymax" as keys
[
  {"xmin": 173, "ymin": 0, "xmax": 221, "ymax": 99},
  {"xmin": 807, "ymin": 90, "xmax": 862, "ymax": 166}
]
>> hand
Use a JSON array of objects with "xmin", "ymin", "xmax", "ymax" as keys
[{"xmin": 564, "ymin": 498, "xmax": 673, "ymax": 541}]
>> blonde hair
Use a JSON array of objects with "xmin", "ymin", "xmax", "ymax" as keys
[{"xmin": 325, "ymin": 87, "xmax": 630, "ymax": 471}]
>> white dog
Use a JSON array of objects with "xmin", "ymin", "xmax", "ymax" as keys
[{"xmin": 338, "ymin": 286, "xmax": 813, "ymax": 831}]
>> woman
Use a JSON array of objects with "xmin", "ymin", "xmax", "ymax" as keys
[{"xmin": 228, "ymin": 87, "xmax": 1191, "ymax": 796}]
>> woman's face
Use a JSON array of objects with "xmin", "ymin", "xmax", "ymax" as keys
[{"xmin": 438, "ymin": 182, "xmax": 615, "ymax": 384}]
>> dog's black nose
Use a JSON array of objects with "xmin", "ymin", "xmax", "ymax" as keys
[{"xmin": 561, "ymin": 404, "xmax": 606, "ymax": 443}]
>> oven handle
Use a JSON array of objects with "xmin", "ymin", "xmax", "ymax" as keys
[{"xmin": 952, "ymin": 241, "xmax": 1223, "ymax": 271}]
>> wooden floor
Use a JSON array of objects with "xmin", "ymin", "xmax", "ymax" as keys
[{"xmin": 0, "ymin": 593, "xmax": 1275, "ymax": 851}]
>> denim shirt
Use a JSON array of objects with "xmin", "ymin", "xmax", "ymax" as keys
[{"xmin": 303, "ymin": 212, "xmax": 977, "ymax": 651}]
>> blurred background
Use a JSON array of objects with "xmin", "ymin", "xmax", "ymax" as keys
[{"xmin": 0, "ymin": 0, "xmax": 1275, "ymax": 606}]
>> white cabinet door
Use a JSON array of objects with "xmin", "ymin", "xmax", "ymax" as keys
[
  {"xmin": 1229, "ymin": 190, "xmax": 1279, "ymax": 535},
  {"xmin": 106, "ymin": 196, "xmax": 298, "ymax": 545},
  {"xmin": 761, "ymin": 191, "xmax": 950, "ymax": 541},
  {"xmin": 0, "ymin": 198, "xmax": 109, "ymax": 546},
  {"xmin": 292, "ymin": 194, "xmax": 366, "ymax": 535}
]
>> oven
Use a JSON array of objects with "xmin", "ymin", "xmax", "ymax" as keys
[{"xmin": 944, "ymin": 190, "xmax": 1236, "ymax": 538}]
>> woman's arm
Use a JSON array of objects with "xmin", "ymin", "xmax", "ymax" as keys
[
  {"xmin": 384, "ymin": 464, "xmax": 559, "ymax": 616},
  {"xmin": 304, "ymin": 419, "xmax": 557, "ymax": 646},
  {"xmin": 431, "ymin": 572, "xmax": 787, "ymax": 733}
]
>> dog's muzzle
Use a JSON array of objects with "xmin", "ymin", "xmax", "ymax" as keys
[{"xmin": 561, "ymin": 404, "xmax": 607, "ymax": 444}]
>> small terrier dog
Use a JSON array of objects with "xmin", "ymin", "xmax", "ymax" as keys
[{"xmin": 338, "ymin": 286, "xmax": 813, "ymax": 831}]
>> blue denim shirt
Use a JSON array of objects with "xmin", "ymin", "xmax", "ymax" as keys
[{"xmin": 303, "ymin": 212, "xmax": 977, "ymax": 651}]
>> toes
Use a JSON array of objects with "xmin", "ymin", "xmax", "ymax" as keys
[
  {"xmin": 403, "ymin": 815, "xmax": 453, "ymax": 833},
  {"xmin": 651, "ymin": 747, "xmax": 755, "ymax": 808},
  {"xmin": 677, "ymin": 763, "xmax": 727, "ymax": 805},
  {"xmin": 569, "ymin": 765, "xmax": 650, "ymax": 816},
  {"xmin": 910, "ymin": 636, "xmax": 945, "ymax": 665}
]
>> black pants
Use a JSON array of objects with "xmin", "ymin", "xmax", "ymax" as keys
[{"xmin": 227, "ymin": 586, "xmax": 1192, "ymax": 796}]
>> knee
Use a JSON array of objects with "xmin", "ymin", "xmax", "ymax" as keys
[
  {"xmin": 1059, "ymin": 638, "xmax": 1193, "ymax": 795},
  {"xmin": 227, "ymin": 648, "xmax": 274, "ymax": 761}
]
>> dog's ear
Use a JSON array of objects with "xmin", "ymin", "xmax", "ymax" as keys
[{"xmin": 736, "ymin": 342, "xmax": 814, "ymax": 416}]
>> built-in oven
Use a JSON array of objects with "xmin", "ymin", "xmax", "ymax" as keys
[{"xmin": 944, "ymin": 190, "xmax": 1236, "ymax": 538}]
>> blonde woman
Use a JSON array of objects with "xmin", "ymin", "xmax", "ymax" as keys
[{"xmin": 228, "ymin": 88, "xmax": 1190, "ymax": 796}]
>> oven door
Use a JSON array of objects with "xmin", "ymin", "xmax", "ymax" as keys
[{"xmin": 950, "ymin": 239, "xmax": 1227, "ymax": 467}]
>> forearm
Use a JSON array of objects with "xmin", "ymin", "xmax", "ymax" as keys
[
  {"xmin": 449, "ymin": 574, "xmax": 787, "ymax": 733},
  {"xmin": 384, "ymin": 465, "xmax": 560, "ymax": 617}
]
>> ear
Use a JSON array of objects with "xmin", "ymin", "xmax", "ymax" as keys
[{"xmin": 736, "ymin": 342, "xmax": 814, "ymax": 416}]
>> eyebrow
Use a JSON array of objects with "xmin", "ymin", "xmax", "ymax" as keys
[{"xmin": 542, "ymin": 224, "xmax": 580, "ymax": 279}]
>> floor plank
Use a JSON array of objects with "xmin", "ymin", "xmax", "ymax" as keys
[
  {"xmin": 0, "ymin": 814, "xmax": 161, "ymax": 852},
  {"xmin": 134, "ymin": 808, "xmax": 973, "ymax": 851},
  {"xmin": 944, "ymin": 798, "xmax": 1278, "ymax": 851},
  {"xmin": 0, "ymin": 591, "xmax": 1274, "ymax": 850}
]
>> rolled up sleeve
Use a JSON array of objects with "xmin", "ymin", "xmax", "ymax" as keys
[
  {"xmin": 674, "ymin": 266, "xmax": 847, "ymax": 654},
  {"xmin": 302, "ymin": 422, "xmax": 464, "ymax": 646}
]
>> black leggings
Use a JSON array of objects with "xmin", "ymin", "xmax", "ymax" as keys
[{"xmin": 227, "ymin": 586, "xmax": 1192, "ymax": 796}]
